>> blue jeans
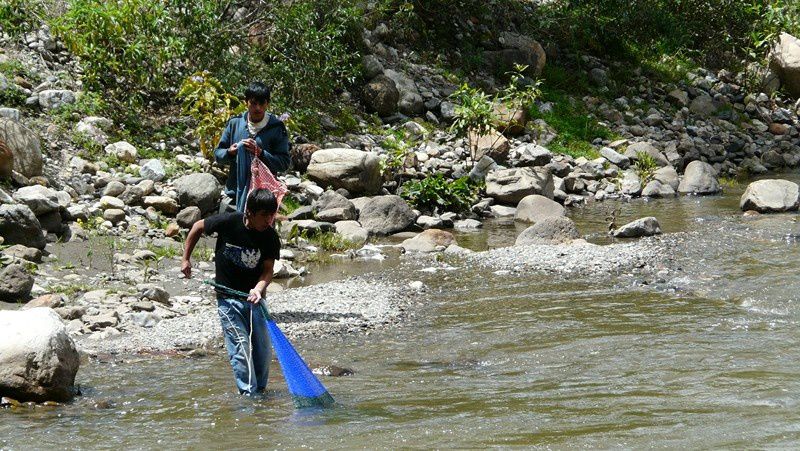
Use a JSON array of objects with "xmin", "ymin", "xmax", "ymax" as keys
[{"xmin": 217, "ymin": 297, "xmax": 270, "ymax": 395}]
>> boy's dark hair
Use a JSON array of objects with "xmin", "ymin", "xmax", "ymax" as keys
[
  {"xmin": 246, "ymin": 188, "xmax": 278, "ymax": 214},
  {"xmin": 244, "ymin": 82, "xmax": 271, "ymax": 104}
]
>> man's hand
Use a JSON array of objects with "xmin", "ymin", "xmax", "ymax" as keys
[
  {"xmin": 227, "ymin": 143, "xmax": 238, "ymax": 156},
  {"xmin": 181, "ymin": 259, "xmax": 192, "ymax": 278},
  {"xmin": 247, "ymin": 288, "xmax": 262, "ymax": 304},
  {"xmin": 242, "ymin": 138, "xmax": 261, "ymax": 156}
]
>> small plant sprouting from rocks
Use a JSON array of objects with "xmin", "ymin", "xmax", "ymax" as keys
[
  {"xmin": 634, "ymin": 151, "xmax": 658, "ymax": 184},
  {"xmin": 286, "ymin": 226, "xmax": 359, "ymax": 252}
]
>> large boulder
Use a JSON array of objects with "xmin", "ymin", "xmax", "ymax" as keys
[
  {"xmin": 515, "ymin": 216, "xmax": 579, "ymax": 245},
  {"xmin": 12, "ymin": 185, "xmax": 60, "ymax": 215},
  {"xmin": 0, "ymin": 204, "xmax": 45, "ymax": 249},
  {"xmin": 400, "ymin": 229, "xmax": 456, "ymax": 253},
  {"xmin": 770, "ymin": 33, "xmax": 800, "ymax": 98},
  {"xmin": 515, "ymin": 194, "xmax": 565, "ymax": 223},
  {"xmin": 383, "ymin": 69, "xmax": 424, "ymax": 116},
  {"xmin": 174, "ymin": 173, "xmax": 221, "ymax": 215},
  {"xmin": 484, "ymin": 32, "xmax": 546, "ymax": 77},
  {"xmin": 0, "ymin": 118, "xmax": 42, "ymax": 178},
  {"xmin": 486, "ymin": 167, "xmax": 554, "ymax": 204},
  {"xmin": 358, "ymin": 195, "xmax": 416, "ymax": 235},
  {"xmin": 740, "ymin": 179, "xmax": 800, "ymax": 213},
  {"xmin": 362, "ymin": 75, "xmax": 399, "ymax": 116},
  {"xmin": 678, "ymin": 160, "xmax": 721, "ymax": 195},
  {"xmin": 307, "ymin": 148, "xmax": 382, "ymax": 195},
  {"xmin": 612, "ymin": 217, "xmax": 662, "ymax": 238},
  {"xmin": 0, "ymin": 308, "xmax": 80, "ymax": 402}
]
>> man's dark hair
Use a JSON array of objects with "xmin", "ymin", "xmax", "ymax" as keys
[
  {"xmin": 246, "ymin": 188, "xmax": 278, "ymax": 214},
  {"xmin": 244, "ymin": 82, "xmax": 271, "ymax": 104}
]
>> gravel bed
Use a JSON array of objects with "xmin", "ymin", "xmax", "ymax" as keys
[
  {"xmin": 77, "ymin": 275, "xmax": 413, "ymax": 355},
  {"xmin": 467, "ymin": 237, "xmax": 671, "ymax": 276}
]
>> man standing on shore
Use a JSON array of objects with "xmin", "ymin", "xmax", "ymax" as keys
[{"xmin": 215, "ymin": 82, "xmax": 290, "ymax": 212}]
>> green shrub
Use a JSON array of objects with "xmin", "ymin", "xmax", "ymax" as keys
[
  {"xmin": 178, "ymin": 71, "xmax": 245, "ymax": 160},
  {"xmin": 399, "ymin": 174, "xmax": 483, "ymax": 213},
  {"xmin": 0, "ymin": 0, "xmax": 48, "ymax": 37},
  {"xmin": 634, "ymin": 150, "xmax": 657, "ymax": 184}
]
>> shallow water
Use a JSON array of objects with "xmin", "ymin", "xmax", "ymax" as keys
[{"xmin": 4, "ymin": 174, "xmax": 800, "ymax": 448}]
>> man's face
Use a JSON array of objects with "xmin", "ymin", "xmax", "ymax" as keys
[
  {"xmin": 245, "ymin": 210, "xmax": 272, "ymax": 232},
  {"xmin": 247, "ymin": 99, "xmax": 268, "ymax": 122}
]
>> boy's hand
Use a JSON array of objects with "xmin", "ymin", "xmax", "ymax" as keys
[
  {"xmin": 227, "ymin": 143, "xmax": 238, "ymax": 155},
  {"xmin": 247, "ymin": 288, "xmax": 262, "ymax": 304},
  {"xmin": 181, "ymin": 259, "xmax": 192, "ymax": 278}
]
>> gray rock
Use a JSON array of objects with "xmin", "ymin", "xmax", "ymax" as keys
[
  {"xmin": 653, "ymin": 166, "xmax": 680, "ymax": 190},
  {"xmin": 0, "ymin": 263, "xmax": 33, "ymax": 301},
  {"xmin": 454, "ymin": 219, "xmax": 483, "ymax": 229},
  {"xmin": 2, "ymin": 244, "xmax": 42, "ymax": 263},
  {"xmin": 515, "ymin": 216, "xmax": 579, "ymax": 245},
  {"xmin": 0, "ymin": 204, "xmax": 45, "ymax": 249},
  {"xmin": 137, "ymin": 284, "xmax": 171, "ymax": 306},
  {"xmin": 334, "ymin": 220, "xmax": 369, "ymax": 245},
  {"xmin": 641, "ymin": 180, "xmax": 676, "ymax": 197},
  {"xmin": 83, "ymin": 311, "xmax": 119, "ymax": 331},
  {"xmin": 362, "ymin": 55, "xmax": 384, "ymax": 80},
  {"xmin": 0, "ymin": 308, "xmax": 80, "ymax": 401},
  {"xmin": 99, "ymin": 195, "xmax": 125, "ymax": 210},
  {"xmin": 102, "ymin": 208, "xmax": 126, "ymax": 224},
  {"xmin": 313, "ymin": 190, "xmax": 355, "ymax": 214},
  {"xmin": 0, "ymin": 108, "xmax": 20, "ymax": 121},
  {"xmin": 589, "ymin": 67, "xmax": 608, "ymax": 86},
  {"xmin": 620, "ymin": 169, "xmax": 642, "ymax": 196},
  {"xmin": 769, "ymin": 32, "xmax": 800, "ymax": 98},
  {"xmin": 174, "ymin": 173, "xmax": 221, "ymax": 215},
  {"xmin": 287, "ymin": 219, "xmax": 335, "ymax": 235},
  {"xmin": 600, "ymin": 146, "xmax": 630, "ymax": 169},
  {"xmin": 140, "ymin": 159, "xmax": 166, "ymax": 181},
  {"xmin": 102, "ymin": 180, "xmax": 126, "ymax": 197},
  {"xmin": 612, "ymin": 216, "xmax": 662, "ymax": 238},
  {"xmin": 667, "ymin": 89, "xmax": 690, "ymax": 107},
  {"xmin": 119, "ymin": 186, "xmax": 144, "ymax": 206},
  {"xmin": 317, "ymin": 207, "xmax": 356, "ymax": 222},
  {"xmin": 362, "ymin": 75, "xmax": 398, "ymax": 116},
  {"xmin": 485, "ymin": 167, "xmax": 554, "ymax": 204},
  {"xmin": 516, "ymin": 144, "xmax": 552, "ymax": 167},
  {"xmin": 38, "ymin": 210, "xmax": 63, "ymax": 234},
  {"xmin": 400, "ymin": 229, "xmax": 456, "ymax": 253},
  {"xmin": 287, "ymin": 205, "xmax": 314, "ymax": 220},
  {"xmin": 12, "ymin": 185, "xmax": 60, "ymax": 215},
  {"xmin": 143, "ymin": 196, "xmax": 179, "ymax": 215},
  {"xmin": 384, "ymin": 69, "xmax": 424, "ymax": 116},
  {"xmin": 0, "ymin": 117, "xmax": 43, "ymax": 178},
  {"xmin": 358, "ymin": 195, "xmax": 416, "ymax": 235},
  {"xmin": 740, "ymin": 179, "xmax": 800, "ymax": 212},
  {"xmin": 416, "ymin": 215, "xmax": 453, "ymax": 229},
  {"xmin": 689, "ymin": 94, "xmax": 717, "ymax": 116},
  {"xmin": 104, "ymin": 141, "xmax": 137, "ymax": 163},
  {"xmin": 37, "ymin": 89, "xmax": 76, "ymax": 110},
  {"xmin": 678, "ymin": 160, "xmax": 721, "ymax": 195},
  {"xmin": 307, "ymin": 148, "xmax": 382, "ymax": 195},
  {"xmin": 624, "ymin": 142, "xmax": 669, "ymax": 167},
  {"xmin": 468, "ymin": 155, "xmax": 498, "ymax": 182},
  {"xmin": 514, "ymin": 194, "xmax": 565, "ymax": 223},
  {"xmin": 176, "ymin": 206, "xmax": 202, "ymax": 228}
]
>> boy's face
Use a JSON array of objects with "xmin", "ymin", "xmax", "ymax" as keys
[
  {"xmin": 245, "ymin": 209, "xmax": 273, "ymax": 232},
  {"xmin": 246, "ymin": 99, "xmax": 268, "ymax": 123}
]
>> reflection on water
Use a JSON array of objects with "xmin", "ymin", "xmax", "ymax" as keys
[{"xmin": 4, "ymin": 175, "xmax": 800, "ymax": 448}]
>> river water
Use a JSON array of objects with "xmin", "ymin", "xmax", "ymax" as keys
[{"xmin": 3, "ymin": 175, "xmax": 800, "ymax": 449}]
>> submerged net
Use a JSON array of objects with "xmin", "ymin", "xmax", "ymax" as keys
[{"xmin": 247, "ymin": 157, "xmax": 288, "ymax": 225}]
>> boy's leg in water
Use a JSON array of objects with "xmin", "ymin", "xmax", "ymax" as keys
[
  {"xmin": 251, "ymin": 305, "xmax": 271, "ymax": 392},
  {"xmin": 217, "ymin": 297, "xmax": 259, "ymax": 395}
]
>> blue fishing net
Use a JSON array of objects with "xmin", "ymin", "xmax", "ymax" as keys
[{"xmin": 265, "ymin": 319, "xmax": 335, "ymax": 408}]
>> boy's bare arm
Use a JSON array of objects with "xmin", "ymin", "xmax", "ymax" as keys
[
  {"xmin": 181, "ymin": 220, "xmax": 205, "ymax": 278},
  {"xmin": 247, "ymin": 259, "xmax": 275, "ymax": 303}
]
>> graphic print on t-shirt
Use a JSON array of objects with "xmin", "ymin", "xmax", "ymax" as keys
[{"xmin": 223, "ymin": 243, "xmax": 261, "ymax": 269}]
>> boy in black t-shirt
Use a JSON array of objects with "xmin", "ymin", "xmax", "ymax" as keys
[{"xmin": 182, "ymin": 188, "xmax": 280, "ymax": 395}]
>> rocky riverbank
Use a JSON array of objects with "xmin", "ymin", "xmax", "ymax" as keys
[{"xmin": 2, "ymin": 23, "xmax": 800, "ymax": 363}]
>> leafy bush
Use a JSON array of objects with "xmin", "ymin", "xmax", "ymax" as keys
[
  {"xmin": 178, "ymin": 72, "xmax": 245, "ymax": 160},
  {"xmin": 634, "ymin": 151, "xmax": 658, "ymax": 184},
  {"xmin": 0, "ymin": 0, "xmax": 47, "ymax": 37},
  {"xmin": 399, "ymin": 174, "xmax": 483, "ymax": 213}
]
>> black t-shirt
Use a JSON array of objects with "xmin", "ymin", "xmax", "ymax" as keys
[{"xmin": 204, "ymin": 212, "xmax": 281, "ymax": 293}]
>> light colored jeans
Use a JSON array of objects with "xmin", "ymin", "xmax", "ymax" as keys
[{"xmin": 217, "ymin": 297, "xmax": 270, "ymax": 395}]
